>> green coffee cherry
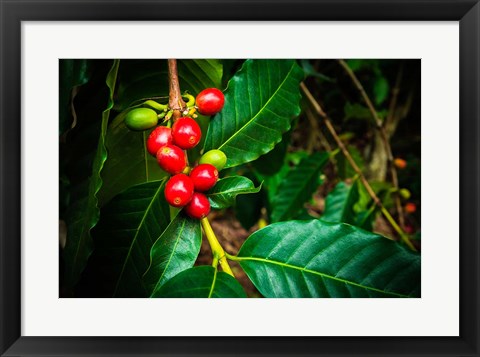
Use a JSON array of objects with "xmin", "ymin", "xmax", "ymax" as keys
[
  {"xmin": 125, "ymin": 108, "xmax": 158, "ymax": 131},
  {"xmin": 399, "ymin": 188, "xmax": 411, "ymax": 200},
  {"xmin": 199, "ymin": 149, "xmax": 227, "ymax": 171}
]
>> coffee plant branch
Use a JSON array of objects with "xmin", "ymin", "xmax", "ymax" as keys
[
  {"xmin": 167, "ymin": 59, "xmax": 187, "ymax": 120},
  {"xmin": 166, "ymin": 58, "xmax": 234, "ymax": 275},
  {"xmin": 300, "ymin": 82, "xmax": 416, "ymax": 252},
  {"xmin": 338, "ymin": 59, "xmax": 406, "ymax": 230}
]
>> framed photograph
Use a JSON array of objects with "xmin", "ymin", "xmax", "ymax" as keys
[{"xmin": 1, "ymin": 0, "xmax": 479, "ymax": 356}]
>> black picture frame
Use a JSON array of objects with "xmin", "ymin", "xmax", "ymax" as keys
[{"xmin": 1, "ymin": 1, "xmax": 479, "ymax": 356}]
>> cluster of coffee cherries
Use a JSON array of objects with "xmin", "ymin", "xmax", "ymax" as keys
[{"xmin": 124, "ymin": 88, "xmax": 226, "ymax": 219}]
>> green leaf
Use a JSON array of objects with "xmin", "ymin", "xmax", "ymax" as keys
[
  {"xmin": 204, "ymin": 59, "xmax": 304, "ymax": 168},
  {"xmin": 97, "ymin": 113, "xmax": 167, "ymax": 206},
  {"xmin": 374, "ymin": 76, "xmax": 390, "ymax": 105},
  {"xmin": 79, "ymin": 180, "xmax": 170, "ymax": 297},
  {"xmin": 322, "ymin": 181, "xmax": 360, "ymax": 224},
  {"xmin": 321, "ymin": 179, "xmax": 393, "ymax": 233},
  {"xmin": 207, "ymin": 176, "xmax": 261, "ymax": 209},
  {"xmin": 63, "ymin": 60, "xmax": 120, "ymax": 288},
  {"xmin": 152, "ymin": 266, "xmax": 246, "ymax": 298},
  {"xmin": 236, "ymin": 220, "xmax": 420, "ymax": 298},
  {"xmin": 115, "ymin": 59, "xmax": 223, "ymax": 111},
  {"xmin": 270, "ymin": 152, "xmax": 330, "ymax": 223},
  {"xmin": 143, "ymin": 213, "xmax": 202, "ymax": 295},
  {"xmin": 59, "ymin": 59, "xmax": 93, "ymax": 135}
]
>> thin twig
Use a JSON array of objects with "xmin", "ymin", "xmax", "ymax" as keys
[
  {"xmin": 386, "ymin": 65, "xmax": 406, "ymax": 229},
  {"xmin": 337, "ymin": 59, "xmax": 393, "ymax": 161},
  {"xmin": 338, "ymin": 59, "xmax": 406, "ymax": 229},
  {"xmin": 300, "ymin": 82, "xmax": 416, "ymax": 252}
]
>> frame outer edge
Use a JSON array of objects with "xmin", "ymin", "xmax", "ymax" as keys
[
  {"xmin": 1, "ymin": 0, "xmax": 479, "ymax": 356},
  {"xmin": 0, "ymin": 1, "xmax": 21, "ymax": 356},
  {"xmin": 460, "ymin": 1, "xmax": 480, "ymax": 355}
]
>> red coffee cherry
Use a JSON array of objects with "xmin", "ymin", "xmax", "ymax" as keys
[
  {"xmin": 146, "ymin": 126, "xmax": 173, "ymax": 156},
  {"xmin": 189, "ymin": 164, "xmax": 218, "ymax": 192},
  {"xmin": 196, "ymin": 88, "xmax": 225, "ymax": 116},
  {"xmin": 156, "ymin": 144, "xmax": 187, "ymax": 174},
  {"xmin": 164, "ymin": 174, "xmax": 194, "ymax": 207},
  {"xmin": 184, "ymin": 192, "xmax": 211, "ymax": 219},
  {"xmin": 405, "ymin": 202, "xmax": 417, "ymax": 214},
  {"xmin": 394, "ymin": 158, "xmax": 407, "ymax": 170},
  {"xmin": 171, "ymin": 117, "xmax": 202, "ymax": 149}
]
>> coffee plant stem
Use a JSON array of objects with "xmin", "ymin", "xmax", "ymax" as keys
[
  {"xmin": 167, "ymin": 59, "xmax": 186, "ymax": 120},
  {"xmin": 200, "ymin": 217, "xmax": 235, "ymax": 276},
  {"xmin": 300, "ymin": 82, "xmax": 417, "ymax": 252}
]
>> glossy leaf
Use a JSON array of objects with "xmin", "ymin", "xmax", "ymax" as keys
[
  {"xmin": 78, "ymin": 180, "xmax": 170, "ymax": 297},
  {"xmin": 236, "ymin": 220, "xmax": 420, "ymax": 298},
  {"xmin": 322, "ymin": 181, "xmax": 359, "ymax": 225},
  {"xmin": 97, "ymin": 113, "xmax": 167, "ymax": 205},
  {"xmin": 152, "ymin": 266, "xmax": 246, "ymax": 298},
  {"xmin": 63, "ymin": 60, "xmax": 119, "ymax": 288},
  {"xmin": 270, "ymin": 152, "xmax": 330, "ymax": 223},
  {"xmin": 143, "ymin": 213, "xmax": 202, "ymax": 295},
  {"xmin": 204, "ymin": 59, "xmax": 304, "ymax": 168},
  {"xmin": 115, "ymin": 59, "xmax": 223, "ymax": 110},
  {"xmin": 207, "ymin": 176, "xmax": 261, "ymax": 209}
]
